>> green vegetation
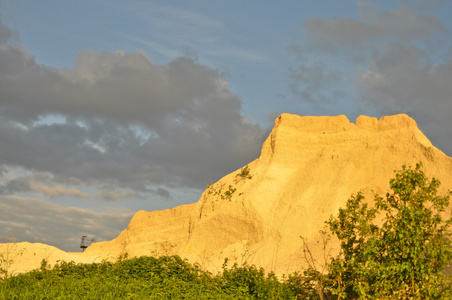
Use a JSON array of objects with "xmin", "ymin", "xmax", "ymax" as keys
[
  {"xmin": 235, "ymin": 165, "xmax": 253, "ymax": 181},
  {"xmin": 206, "ymin": 183, "xmax": 238, "ymax": 202},
  {"xmin": 0, "ymin": 255, "xmax": 302, "ymax": 299},
  {"xmin": 204, "ymin": 165, "xmax": 253, "ymax": 202},
  {"xmin": 223, "ymin": 185, "xmax": 237, "ymax": 201},
  {"xmin": 304, "ymin": 162, "xmax": 452, "ymax": 299}
]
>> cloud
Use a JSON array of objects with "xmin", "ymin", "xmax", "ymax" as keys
[
  {"xmin": 288, "ymin": 46, "xmax": 346, "ymax": 104},
  {"xmin": 96, "ymin": 188, "xmax": 140, "ymax": 202},
  {"xmin": 0, "ymin": 14, "xmax": 267, "ymax": 251},
  {"xmin": 154, "ymin": 187, "xmax": 171, "ymax": 200},
  {"xmin": 306, "ymin": 17, "xmax": 382, "ymax": 50},
  {"xmin": 356, "ymin": 41, "xmax": 452, "ymax": 153},
  {"xmin": 0, "ymin": 18, "xmax": 265, "ymax": 192},
  {"xmin": 290, "ymin": 0, "xmax": 452, "ymax": 155},
  {"xmin": 29, "ymin": 183, "xmax": 92, "ymax": 199},
  {"xmin": 0, "ymin": 194, "xmax": 134, "ymax": 252},
  {"xmin": 119, "ymin": 3, "xmax": 265, "ymax": 62},
  {"xmin": 305, "ymin": 2, "xmax": 445, "ymax": 54},
  {"xmin": 0, "ymin": 18, "xmax": 11, "ymax": 44}
]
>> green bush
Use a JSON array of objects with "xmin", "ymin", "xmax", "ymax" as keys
[
  {"xmin": 219, "ymin": 258, "xmax": 296, "ymax": 299},
  {"xmin": 235, "ymin": 165, "xmax": 253, "ymax": 180},
  {"xmin": 0, "ymin": 255, "xmax": 301, "ymax": 299},
  {"xmin": 326, "ymin": 163, "xmax": 452, "ymax": 299}
]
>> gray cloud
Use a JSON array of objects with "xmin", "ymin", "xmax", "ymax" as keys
[
  {"xmin": 0, "ymin": 14, "xmax": 266, "ymax": 251},
  {"xmin": 290, "ymin": 1, "xmax": 452, "ymax": 155},
  {"xmin": 0, "ymin": 18, "xmax": 11, "ymax": 44},
  {"xmin": 305, "ymin": 2, "xmax": 445, "ymax": 54},
  {"xmin": 0, "ymin": 194, "xmax": 134, "ymax": 252},
  {"xmin": 154, "ymin": 187, "xmax": 171, "ymax": 200},
  {"xmin": 288, "ymin": 47, "xmax": 346, "ymax": 104},
  {"xmin": 356, "ymin": 41, "xmax": 452, "ymax": 153},
  {"xmin": 0, "ymin": 18, "xmax": 265, "ymax": 192},
  {"xmin": 306, "ymin": 17, "xmax": 382, "ymax": 50},
  {"xmin": 0, "ymin": 171, "xmax": 142, "ymax": 205}
]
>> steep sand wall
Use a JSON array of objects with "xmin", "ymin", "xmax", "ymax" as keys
[{"xmin": 3, "ymin": 113, "xmax": 452, "ymax": 276}]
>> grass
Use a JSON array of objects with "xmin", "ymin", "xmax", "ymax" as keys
[{"xmin": 0, "ymin": 255, "xmax": 305, "ymax": 299}]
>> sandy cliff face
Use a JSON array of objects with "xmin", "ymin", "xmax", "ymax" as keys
[{"xmin": 4, "ymin": 114, "xmax": 452, "ymax": 276}]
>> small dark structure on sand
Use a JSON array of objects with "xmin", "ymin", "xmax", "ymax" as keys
[{"xmin": 80, "ymin": 235, "xmax": 96, "ymax": 252}]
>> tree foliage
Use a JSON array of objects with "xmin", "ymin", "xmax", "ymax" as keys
[{"xmin": 326, "ymin": 163, "xmax": 452, "ymax": 299}]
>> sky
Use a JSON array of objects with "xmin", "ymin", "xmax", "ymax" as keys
[{"xmin": 1, "ymin": 0, "xmax": 452, "ymax": 252}]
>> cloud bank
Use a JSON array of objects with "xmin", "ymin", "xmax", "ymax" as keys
[
  {"xmin": 0, "ymin": 18, "xmax": 264, "ymax": 251},
  {"xmin": 0, "ymin": 194, "xmax": 134, "ymax": 250},
  {"xmin": 289, "ymin": 1, "xmax": 452, "ymax": 155},
  {"xmin": 0, "ymin": 19, "xmax": 264, "ymax": 189}
]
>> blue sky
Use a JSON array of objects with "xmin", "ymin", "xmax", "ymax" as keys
[{"xmin": 1, "ymin": 0, "xmax": 451, "ymax": 251}]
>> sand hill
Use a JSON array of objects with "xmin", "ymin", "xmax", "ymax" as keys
[{"xmin": 3, "ymin": 113, "xmax": 452, "ymax": 276}]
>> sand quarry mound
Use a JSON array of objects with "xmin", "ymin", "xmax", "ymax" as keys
[{"xmin": 3, "ymin": 113, "xmax": 452, "ymax": 277}]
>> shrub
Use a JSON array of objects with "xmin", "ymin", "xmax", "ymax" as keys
[
  {"xmin": 0, "ymin": 254, "xmax": 301, "ymax": 299},
  {"xmin": 326, "ymin": 163, "xmax": 452, "ymax": 299},
  {"xmin": 235, "ymin": 165, "xmax": 253, "ymax": 180}
]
